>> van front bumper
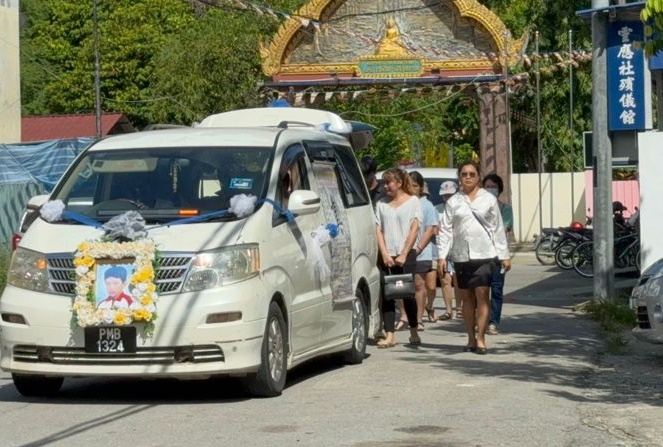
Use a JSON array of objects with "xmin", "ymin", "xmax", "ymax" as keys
[{"xmin": 0, "ymin": 280, "xmax": 269, "ymax": 378}]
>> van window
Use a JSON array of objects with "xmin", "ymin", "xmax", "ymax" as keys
[
  {"xmin": 52, "ymin": 147, "xmax": 273, "ymax": 222},
  {"xmin": 332, "ymin": 144, "xmax": 370, "ymax": 207},
  {"xmin": 275, "ymin": 144, "xmax": 310, "ymax": 223}
]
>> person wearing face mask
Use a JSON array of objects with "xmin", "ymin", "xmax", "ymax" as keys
[
  {"xmin": 436, "ymin": 180, "xmax": 460, "ymax": 320},
  {"xmin": 482, "ymin": 173, "xmax": 513, "ymax": 336}
]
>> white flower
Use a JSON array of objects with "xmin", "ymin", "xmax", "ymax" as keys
[
  {"xmin": 229, "ymin": 194, "xmax": 257, "ymax": 218},
  {"xmin": 75, "ymin": 265, "xmax": 89, "ymax": 276},
  {"xmin": 312, "ymin": 224, "xmax": 332, "ymax": 246},
  {"xmin": 102, "ymin": 309, "xmax": 115, "ymax": 324},
  {"xmin": 40, "ymin": 200, "xmax": 65, "ymax": 222}
]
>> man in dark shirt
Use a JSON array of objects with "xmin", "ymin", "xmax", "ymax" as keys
[{"xmin": 361, "ymin": 156, "xmax": 385, "ymax": 205}]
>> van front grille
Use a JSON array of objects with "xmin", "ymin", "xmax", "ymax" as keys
[
  {"xmin": 47, "ymin": 253, "xmax": 192, "ymax": 296},
  {"xmin": 13, "ymin": 344, "xmax": 224, "ymax": 365}
]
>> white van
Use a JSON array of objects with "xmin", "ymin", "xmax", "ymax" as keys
[{"xmin": 0, "ymin": 108, "xmax": 381, "ymax": 397}]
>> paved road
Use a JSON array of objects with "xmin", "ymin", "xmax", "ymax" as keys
[{"xmin": 0, "ymin": 252, "xmax": 649, "ymax": 447}]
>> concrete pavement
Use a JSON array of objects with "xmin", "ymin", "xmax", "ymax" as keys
[{"xmin": 0, "ymin": 250, "xmax": 654, "ymax": 447}]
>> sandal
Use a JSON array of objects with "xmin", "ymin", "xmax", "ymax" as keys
[
  {"xmin": 408, "ymin": 336, "xmax": 422, "ymax": 346},
  {"xmin": 395, "ymin": 320, "xmax": 408, "ymax": 331},
  {"xmin": 377, "ymin": 340, "xmax": 396, "ymax": 349},
  {"xmin": 417, "ymin": 322, "xmax": 425, "ymax": 331},
  {"xmin": 425, "ymin": 307, "xmax": 439, "ymax": 323},
  {"xmin": 439, "ymin": 312, "xmax": 452, "ymax": 321},
  {"xmin": 456, "ymin": 309, "xmax": 463, "ymax": 319}
]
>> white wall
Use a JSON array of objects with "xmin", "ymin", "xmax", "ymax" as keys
[
  {"xmin": 637, "ymin": 131, "xmax": 663, "ymax": 272},
  {"xmin": 510, "ymin": 172, "xmax": 587, "ymax": 243},
  {"xmin": 0, "ymin": 0, "xmax": 21, "ymax": 144}
]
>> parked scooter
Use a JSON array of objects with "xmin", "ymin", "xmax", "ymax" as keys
[{"xmin": 533, "ymin": 217, "xmax": 592, "ymax": 267}]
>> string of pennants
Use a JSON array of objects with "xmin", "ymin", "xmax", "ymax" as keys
[{"xmin": 262, "ymin": 49, "xmax": 593, "ymax": 105}]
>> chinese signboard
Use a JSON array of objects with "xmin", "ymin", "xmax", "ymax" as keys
[{"xmin": 607, "ymin": 21, "xmax": 646, "ymax": 131}]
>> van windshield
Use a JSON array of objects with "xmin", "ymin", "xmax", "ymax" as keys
[{"xmin": 52, "ymin": 146, "xmax": 273, "ymax": 223}]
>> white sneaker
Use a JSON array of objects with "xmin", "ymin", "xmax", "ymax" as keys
[{"xmin": 487, "ymin": 324, "xmax": 499, "ymax": 335}]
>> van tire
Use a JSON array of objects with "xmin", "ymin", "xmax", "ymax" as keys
[
  {"xmin": 244, "ymin": 302, "xmax": 287, "ymax": 397},
  {"xmin": 12, "ymin": 374, "xmax": 63, "ymax": 397},
  {"xmin": 342, "ymin": 290, "xmax": 368, "ymax": 365}
]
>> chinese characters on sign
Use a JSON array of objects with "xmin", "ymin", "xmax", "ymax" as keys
[{"xmin": 607, "ymin": 21, "xmax": 646, "ymax": 131}]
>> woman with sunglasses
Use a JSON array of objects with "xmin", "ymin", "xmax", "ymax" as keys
[
  {"xmin": 436, "ymin": 161, "xmax": 511, "ymax": 354},
  {"xmin": 375, "ymin": 168, "xmax": 423, "ymax": 348}
]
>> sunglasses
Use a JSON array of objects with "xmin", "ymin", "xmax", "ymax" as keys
[{"xmin": 460, "ymin": 171, "xmax": 478, "ymax": 178}]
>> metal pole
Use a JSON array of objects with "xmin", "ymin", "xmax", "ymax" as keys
[
  {"xmin": 569, "ymin": 29, "xmax": 575, "ymax": 219},
  {"xmin": 93, "ymin": 0, "xmax": 102, "ymax": 139},
  {"xmin": 503, "ymin": 32, "xmax": 513, "ymax": 196},
  {"xmin": 591, "ymin": 0, "xmax": 613, "ymax": 301},
  {"xmin": 536, "ymin": 31, "xmax": 543, "ymax": 234},
  {"xmin": 657, "ymin": 71, "xmax": 663, "ymax": 132}
]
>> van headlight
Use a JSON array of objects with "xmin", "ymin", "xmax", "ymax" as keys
[
  {"xmin": 183, "ymin": 244, "xmax": 260, "ymax": 292},
  {"xmin": 7, "ymin": 247, "xmax": 50, "ymax": 293}
]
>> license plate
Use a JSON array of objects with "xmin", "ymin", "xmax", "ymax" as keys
[{"xmin": 84, "ymin": 326, "xmax": 137, "ymax": 353}]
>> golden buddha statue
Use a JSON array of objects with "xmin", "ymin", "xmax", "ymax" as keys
[{"xmin": 374, "ymin": 17, "xmax": 408, "ymax": 57}]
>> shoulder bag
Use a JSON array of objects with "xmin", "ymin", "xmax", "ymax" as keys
[{"xmin": 382, "ymin": 268, "xmax": 415, "ymax": 301}]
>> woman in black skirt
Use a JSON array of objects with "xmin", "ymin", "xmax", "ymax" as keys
[{"xmin": 436, "ymin": 161, "xmax": 511, "ymax": 354}]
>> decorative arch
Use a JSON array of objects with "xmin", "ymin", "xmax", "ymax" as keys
[{"xmin": 260, "ymin": 0, "xmax": 527, "ymax": 81}]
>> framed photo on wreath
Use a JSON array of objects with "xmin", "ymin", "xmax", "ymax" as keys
[{"xmin": 94, "ymin": 260, "xmax": 135, "ymax": 310}]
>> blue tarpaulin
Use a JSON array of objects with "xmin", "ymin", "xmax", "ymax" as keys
[{"xmin": 0, "ymin": 138, "xmax": 93, "ymax": 243}]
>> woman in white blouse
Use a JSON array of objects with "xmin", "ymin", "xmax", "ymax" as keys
[
  {"xmin": 375, "ymin": 168, "xmax": 423, "ymax": 348},
  {"xmin": 436, "ymin": 161, "xmax": 511, "ymax": 354}
]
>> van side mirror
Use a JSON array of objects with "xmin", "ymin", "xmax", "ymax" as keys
[
  {"xmin": 18, "ymin": 194, "xmax": 51, "ymax": 234},
  {"xmin": 287, "ymin": 190, "xmax": 321, "ymax": 215}
]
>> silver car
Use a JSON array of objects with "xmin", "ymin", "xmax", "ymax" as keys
[{"xmin": 631, "ymin": 258, "xmax": 663, "ymax": 343}]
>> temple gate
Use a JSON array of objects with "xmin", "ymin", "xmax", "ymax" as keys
[{"xmin": 260, "ymin": 0, "xmax": 527, "ymax": 197}]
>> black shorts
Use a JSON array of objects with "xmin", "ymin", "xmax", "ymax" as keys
[
  {"xmin": 414, "ymin": 260, "xmax": 435, "ymax": 274},
  {"xmin": 454, "ymin": 258, "xmax": 497, "ymax": 289}
]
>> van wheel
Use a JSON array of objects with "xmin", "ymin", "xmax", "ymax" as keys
[
  {"xmin": 244, "ymin": 302, "xmax": 287, "ymax": 397},
  {"xmin": 12, "ymin": 374, "xmax": 63, "ymax": 397},
  {"xmin": 342, "ymin": 290, "xmax": 368, "ymax": 364}
]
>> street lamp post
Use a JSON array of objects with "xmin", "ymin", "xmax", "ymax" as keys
[{"xmin": 93, "ymin": 0, "xmax": 102, "ymax": 139}]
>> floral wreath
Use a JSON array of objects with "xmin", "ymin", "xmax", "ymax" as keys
[
  {"xmin": 73, "ymin": 238, "xmax": 158, "ymax": 329},
  {"xmin": 41, "ymin": 201, "xmax": 159, "ymax": 333}
]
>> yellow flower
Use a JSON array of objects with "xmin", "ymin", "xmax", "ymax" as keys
[
  {"xmin": 146, "ymin": 283, "xmax": 156, "ymax": 294},
  {"xmin": 133, "ymin": 308, "xmax": 153, "ymax": 322},
  {"xmin": 140, "ymin": 295, "xmax": 154, "ymax": 306},
  {"xmin": 113, "ymin": 311, "xmax": 130, "ymax": 325},
  {"xmin": 77, "ymin": 242, "xmax": 90, "ymax": 253},
  {"xmin": 74, "ymin": 256, "xmax": 95, "ymax": 268},
  {"xmin": 131, "ymin": 266, "xmax": 154, "ymax": 284}
]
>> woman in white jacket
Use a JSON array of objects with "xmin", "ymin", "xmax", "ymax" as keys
[{"xmin": 436, "ymin": 161, "xmax": 511, "ymax": 354}]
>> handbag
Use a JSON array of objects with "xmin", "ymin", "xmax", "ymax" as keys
[{"xmin": 382, "ymin": 270, "xmax": 415, "ymax": 301}]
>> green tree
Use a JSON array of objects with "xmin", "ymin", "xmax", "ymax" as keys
[
  {"xmin": 483, "ymin": 0, "xmax": 594, "ymax": 173},
  {"xmin": 642, "ymin": 0, "xmax": 663, "ymax": 56},
  {"xmin": 146, "ymin": 10, "xmax": 276, "ymax": 124},
  {"xmin": 20, "ymin": 0, "xmax": 197, "ymax": 127}
]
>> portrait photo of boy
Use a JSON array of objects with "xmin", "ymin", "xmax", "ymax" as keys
[{"xmin": 95, "ymin": 264, "xmax": 134, "ymax": 309}]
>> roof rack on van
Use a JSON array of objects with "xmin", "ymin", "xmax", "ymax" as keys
[
  {"xmin": 142, "ymin": 124, "xmax": 189, "ymax": 131},
  {"xmin": 277, "ymin": 121, "xmax": 316, "ymax": 129}
]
